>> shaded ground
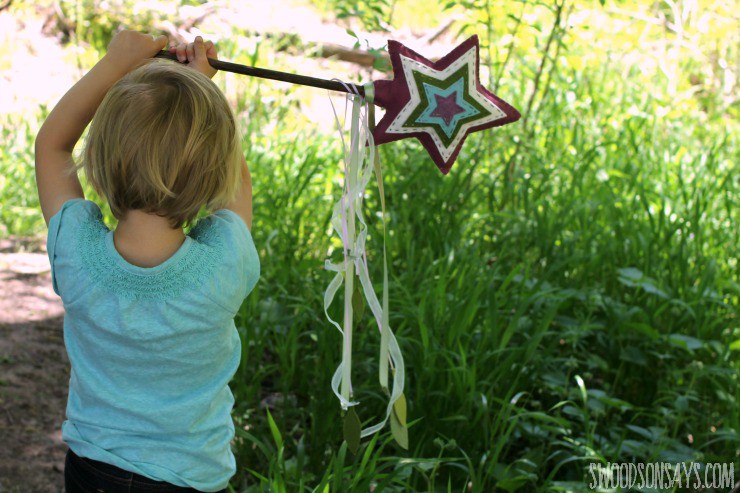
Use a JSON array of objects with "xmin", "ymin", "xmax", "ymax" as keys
[{"xmin": 0, "ymin": 236, "xmax": 68, "ymax": 493}]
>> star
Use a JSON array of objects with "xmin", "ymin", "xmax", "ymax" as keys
[
  {"xmin": 431, "ymin": 92, "xmax": 465, "ymax": 126},
  {"xmin": 371, "ymin": 35, "xmax": 521, "ymax": 174},
  {"xmin": 412, "ymin": 70, "xmax": 484, "ymax": 142},
  {"xmin": 416, "ymin": 77, "xmax": 480, "ymax": 139}
]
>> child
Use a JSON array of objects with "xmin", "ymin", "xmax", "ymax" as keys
[{"xmin": 35, "ymin": 30, "xmax": 259, "ymax": 492}]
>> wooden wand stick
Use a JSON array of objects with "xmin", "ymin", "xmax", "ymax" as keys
[{"xmin": 154, "ymin": 51, "xmax": 366, "ymax": 97}]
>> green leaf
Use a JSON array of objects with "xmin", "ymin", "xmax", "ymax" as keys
[
  {"xmin": 675, "ymin": 395, "xmax": 689, "ymax": 412},
  {"xmin": 352, "ymin": 282, "xmax": 365, "ymax": 327},
  {"xmin": 667, "ymin": 334, "xmax": 704, "ymax": 353},
  {"xmin": 343, "ymin": 407, "xmax": 362, "ymax": 455},
  {"xmin": 617, "ymin": 267, "xmax": 669, "ymax": 298},
  {"xmin": 265, "ymin": 408, "xmax": 283, "ymax": 450},
  {"xmin": 640, "ymin": 282, "xmax": 670, "ymax": 299},
  {"xmin": 625, "ymin": 322, "xmax": 660, "ymax": 340},
  {"xmin": 496, "ymin": 477, "xmax": 530, "ymax": 493},
  {"xmin": 729, "ymin": 340, "xmax": 740, "ymax": 351},
  {"xmin": 373, "ymin": 58, "xmax": 390, "ymax": 72},
  {"xmin": 393, "ymin": 393, "xmax": 407, "ymax": 426},
  {"xmin": 617, "ymin": 267, "xmax": 644, "ymax": 286},
  {"xmin": 574, "ymin": 374, "xmax": 587, "ymax": 404},
  {"xmin": 332, "ymin": 441, "xmax": 347, "ymax": 491},
  {"xmin": 390, "ymin": 407, "xmax": 408, "ymax": 450},
  {"xmin": 619, "ymin": 346, "xmax": 647, "ymax": 366},
  {"xmin": 626, "ymin": 424, "xmax": 653, "ymax": 440}
]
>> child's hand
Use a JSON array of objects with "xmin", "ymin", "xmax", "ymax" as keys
[
  {"xmin": 105, "ymin": 30, "xmax": 168, "ymax": 73},
  {"xmin": 168, "ymin": 36, "xmax": 218, "ymax": 79}
]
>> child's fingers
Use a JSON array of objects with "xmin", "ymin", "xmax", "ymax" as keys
[
  {"xmin": 186, "ymin": 41, "xmax": 195, "ymax": 62},
  {"xmin": 193, "ymin": 36, "xmax": 207, "ymax": 60},
  {"xmin": 176, "ymin": 43, "xmax": 187, "ymax": 63},
  {"xmin": 205, "ymin": 40, "xmax": 218, "ymax": 59},
  {"xmin": 153, "ymin": 35, "xmax": 168, "ymax": 51},
  {"xmin": 167, "ymin": 35, "xmax": 216, "ymax": 76},
  {"xmin": 193, "ymin": 37, "xmax": 217, "ymax": 77}
]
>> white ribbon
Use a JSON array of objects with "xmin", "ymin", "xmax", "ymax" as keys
[{"xmin": 324, "ymin": 82, "xmax": 405, "ymax": 437}]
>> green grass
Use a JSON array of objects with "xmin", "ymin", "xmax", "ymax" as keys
[
  {"xmin": 1, "ymin": 1, "xmax": 738, "ymax": 491},
  {"xmin": 225, "ymin": 3, "xmax": 738, "ymax": 490},
  {"xmin": 229, "ymin": 104, "xmax": 737, "ymax": 491}
]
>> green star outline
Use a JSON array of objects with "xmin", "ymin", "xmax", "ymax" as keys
[{"xmin": 402, "ymin": 64, "xmax": 493, "ymax": 148}]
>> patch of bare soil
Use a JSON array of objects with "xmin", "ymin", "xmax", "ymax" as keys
[{"xmin": 0, "ymin": 236, "xmax": 68, "ymax": 493}]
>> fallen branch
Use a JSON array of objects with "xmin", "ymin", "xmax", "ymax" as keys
[{"xmin": 319, "ymin": 43, "xmax": 388, "ymax": 67}]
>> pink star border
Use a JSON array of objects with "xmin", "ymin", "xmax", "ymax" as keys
[{"xmin": 372, "ymin": 35, "xmax": 521, "ymax": 174}]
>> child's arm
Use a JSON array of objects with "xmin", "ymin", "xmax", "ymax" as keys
[
  {"xmin": 225, "ymin": 157, "xmax": 253, "ymax": 230},
  {"xmin": 35, "ymin": 31, "xmax": 168, "ymax": 226}
]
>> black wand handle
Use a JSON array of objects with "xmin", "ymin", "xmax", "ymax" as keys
[{"xmin": 154, "ymin": 51, "xmax": 365, "ymax": 97}]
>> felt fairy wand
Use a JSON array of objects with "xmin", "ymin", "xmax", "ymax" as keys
[{"xmin": 157, "ymin": 35, "xmax": 520, "ymax": 452}]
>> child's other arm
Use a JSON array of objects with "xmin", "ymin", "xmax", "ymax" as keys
[
  {"xmin": 35, "ymin": 31, "xmax": 168, "ymax": 226},
  {"xmin": 225, "ymin": 157, "xmax": 253, "ymax": 231}
]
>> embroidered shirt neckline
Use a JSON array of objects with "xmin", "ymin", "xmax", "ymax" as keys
[{"xmin": 105, "ymin": 230, "xmax": 194, "ymax": 275}]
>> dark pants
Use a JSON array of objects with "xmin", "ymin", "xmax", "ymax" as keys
[{"xmin": 64, "ymin": 448, "xmax": 229, "ymax": 493}]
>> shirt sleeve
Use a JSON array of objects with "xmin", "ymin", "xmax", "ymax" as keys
[
  {"xmin": 47, "ymin": 198, "xmax": 103, "ymax": 297},
  {"xmin": 199, "ymin": 209, "xmax": 260, "ymax": 314}
]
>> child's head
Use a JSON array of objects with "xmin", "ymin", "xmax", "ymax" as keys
[{"xmin": 79, "ymin": 59, "xmax": 242, "ymax": 229}]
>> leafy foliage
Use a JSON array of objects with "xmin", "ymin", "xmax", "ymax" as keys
[{"xmin": 317, "ymin": 0, "xmax": 395, "ymax": 32}]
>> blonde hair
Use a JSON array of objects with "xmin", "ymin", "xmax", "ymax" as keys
[{"xmin": 77, "ymin": 59, "xmax": 242, "ymax": 229}]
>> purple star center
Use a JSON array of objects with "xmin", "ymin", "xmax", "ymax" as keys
[{"xmin": 430, "ymin": 92, "xmax": 465, "ymax": 126}]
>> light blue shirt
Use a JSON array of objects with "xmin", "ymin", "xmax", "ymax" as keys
[{"xmin": 47, "ymin": 198, "xmax": 259, "ymax": 491}]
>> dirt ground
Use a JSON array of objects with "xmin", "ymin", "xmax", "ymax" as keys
[{"xmin": 0, "ymin": 236, "xmax": 68, "ymax": 493}]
